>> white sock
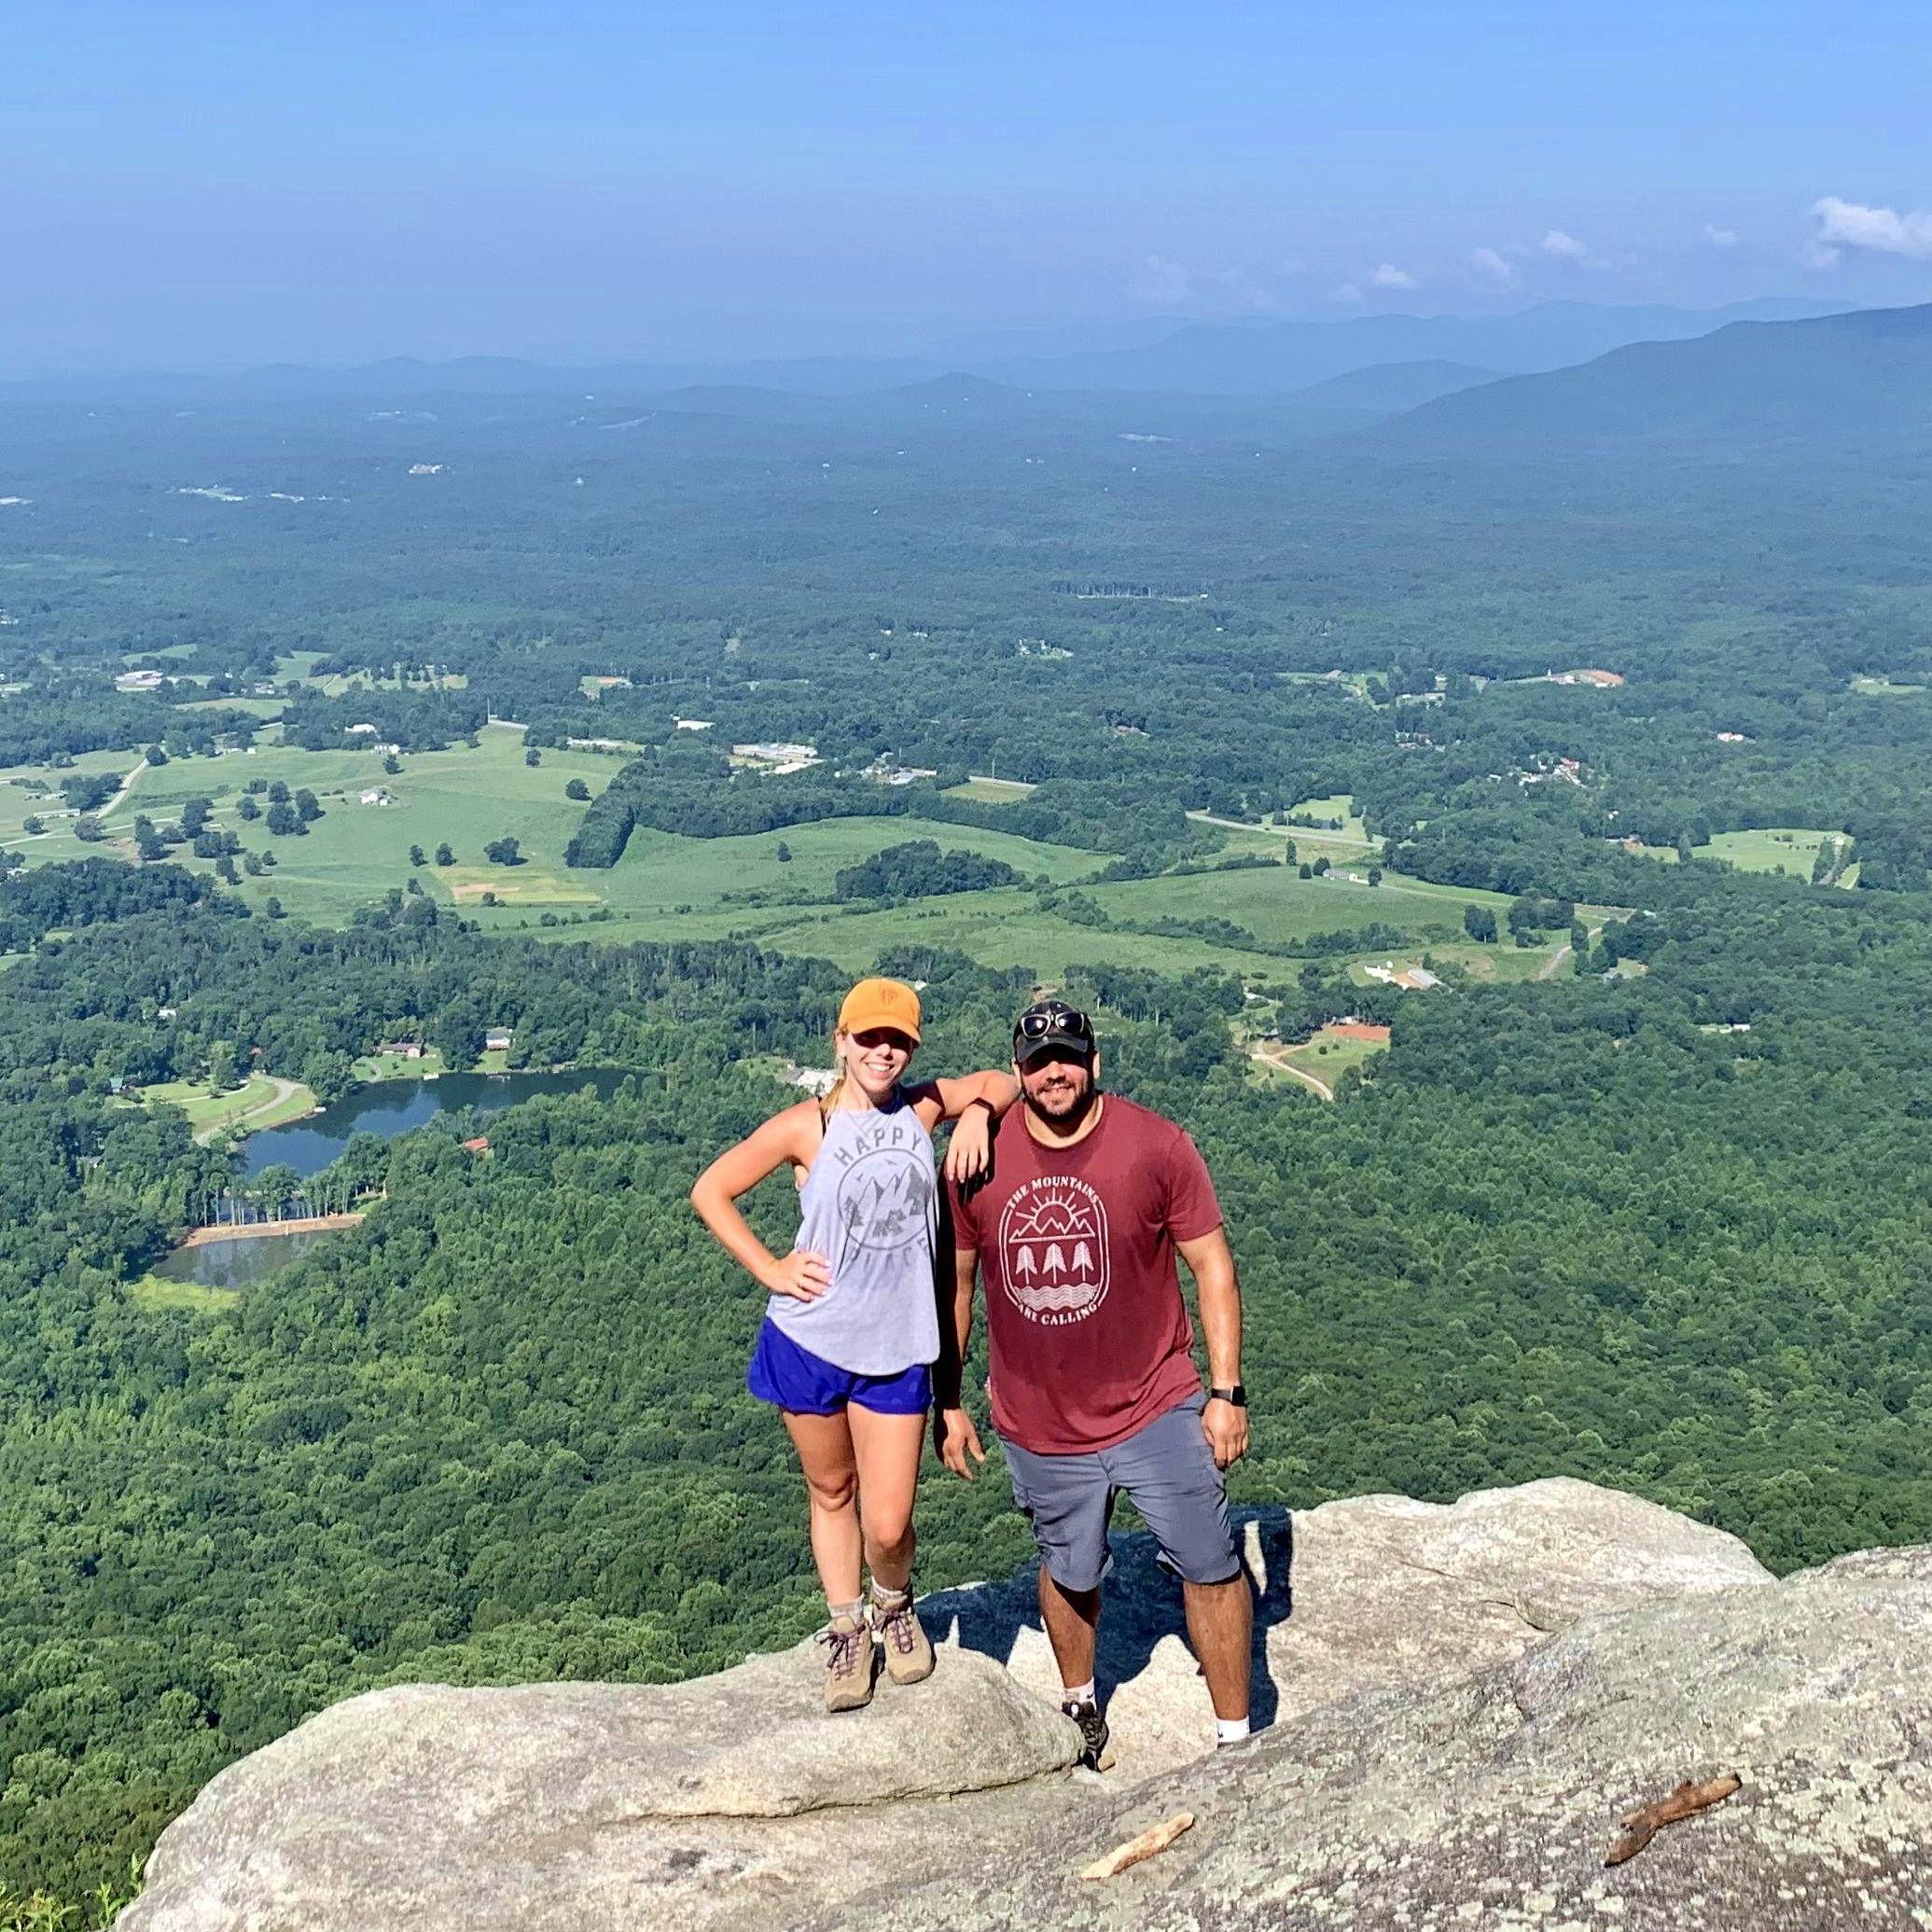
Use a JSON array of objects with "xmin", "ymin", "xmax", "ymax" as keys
[
  {"xmin": 827, "ymin": 1598, "xmax": 865, "ymax": 1626},
  {"xmin": 1216, "ymin": 1717, "xmax": 1251, "ymax": 1746},
  {"xmin": 869, "ymin": 1579, "xmax": 910, "ymax": 1607},
  {"xmin": 1061, "ymin": 1679, "xmax": 1096, "ymax": 1709}
]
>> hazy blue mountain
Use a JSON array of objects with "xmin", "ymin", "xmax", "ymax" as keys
[
  {"xmin": 630, "ymin": 370, "xmax": 1441, "ymax": 447},
  {"xmin": 965, "ymin": 299, "xmax": 1858, "ymax": 394},
  {"xmin": 1290, "ymin": 359, "xmax": 1500, "ymax": 410},
  {"xmin": 1383, "ymin": 300, "xmax": 1932, "ymax": 445}
]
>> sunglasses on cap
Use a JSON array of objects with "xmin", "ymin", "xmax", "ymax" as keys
[{"xmin": 1012, "ymin": 1002, "xmax": 1095, "ymax": 1055}]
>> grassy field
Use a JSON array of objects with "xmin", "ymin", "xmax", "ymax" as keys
[
  {"xmin": 1281, "ymin": 1027, "xmax": 1389, "ymax": 1087},
  {"xmin": 1192, "ymin": 813, "xmax": 1382, "ymax": 869},
  {"xmin": 1365, "ymin": 939, "xmax": 1565, "ymax": 984},
  {"xmin": 1086, "ymin": 862, "xmax": 1506, "ymax": 952},
  {"xmin": 128, "ymin": 1276, "xmax": 242, "ymax": 1313},
  {"xmin": 1693, "ymin": 827, "xmax": 1845, "ymax": 880},
  {"xmin": 715, "ymin": 890, "xmax": 1284, "ymax": 980},
  {"xmin": 1850, "ymin": 675, "xmax": 1929, "ymax": 697},
  {"xmin": 6, "ymin": 731, "xmax": 1536, "ymax": 987},
  {"xmin": 0, "ymin": 747, "xmax": 140, "ymax": 859},
  {"xmin": 129, "ymin": 1074, "xmax": 318, "ymax": 1138},
  {"xmin": 941, "ymin": 777, "xmax": 1036, "ymax": 804},
  {"xmin": 1288, "ymin": 794, "xmax": 1373, "ymax": 842},
  {"xmin": 351, "ymin": 1049, "xmax": 448, "ymax": 1080}
]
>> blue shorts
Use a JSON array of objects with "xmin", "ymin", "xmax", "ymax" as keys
[{"xmin": 746, "ymin": 1319, "xmax": 932, "ymax": 1417}]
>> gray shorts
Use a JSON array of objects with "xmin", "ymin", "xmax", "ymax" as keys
[{"xmin": 1001, "ymin": 1392, "xmax": 1239, "ymax": 1592}]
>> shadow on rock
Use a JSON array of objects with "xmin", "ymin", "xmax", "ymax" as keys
[{"xmin": 919, "ymin": 1506, "xmax": 1292, "ymax": 1769}]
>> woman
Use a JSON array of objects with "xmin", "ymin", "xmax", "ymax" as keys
[{"xmin": 690, "ymin": 976, "xmax": 1018, "ymax": 1713}]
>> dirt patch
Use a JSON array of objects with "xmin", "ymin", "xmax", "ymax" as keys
[
  {"xmin": 179, "ymin": 1212, "xmax": 367, "ymax": 1248},
  {"xmin": 1330, "ymin": 1022, "xmax": 1391, "ymax": 1044},
  {"xmin": 448, "ymin": 872, "xmax": 601, "ymax": 905}
]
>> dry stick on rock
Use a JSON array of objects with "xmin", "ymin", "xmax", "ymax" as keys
[
  {"xmin": 1081, "ymin": 1813, "xmax": 1196, "ymax": 1882},
  {"xmin": 1604, "ymin": 1774, "xmax": 1743, "ymax": 1867}
]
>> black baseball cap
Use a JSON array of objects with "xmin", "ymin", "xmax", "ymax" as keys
[{"xmin": 1012, "ymin": 998, "xmax": 1097, "ymax": 1064}]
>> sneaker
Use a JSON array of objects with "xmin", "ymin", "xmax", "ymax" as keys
[
  {"xmin": 869, "ymin": 1587, "xmax": 936, "ymax": 1686},
  {"xmin": 1062, "ymin": 1696, "xmax": 1109, "ymax": 1771},
  {"xmin": 818, "ymin": 1613, "xmax": 877, "ymax": 1714}
]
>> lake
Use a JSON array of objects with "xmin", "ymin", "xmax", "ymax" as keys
[
  {"xmin": 240, "ymin": 1068, "xmax": 635, "ymax": 1177},
  {"xmin": 149, "ymin": 1230, "xmax": 329, "ymax": 1290}
]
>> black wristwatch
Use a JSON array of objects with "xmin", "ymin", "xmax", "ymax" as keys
[{"xmin": 1209, "ymin": 1384, "xmax": 1246, "ymax": 1408}]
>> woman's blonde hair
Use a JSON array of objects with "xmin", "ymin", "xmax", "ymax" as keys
[{"xmin": 819, "ymin": 1029, "xmax": 851, "ymax": 1124}]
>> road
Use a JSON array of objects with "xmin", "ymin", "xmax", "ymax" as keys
[
  {"xmin": 1536, "ymin": 943, "xmax": 1572, "ymax": 981},
  {"xmin": 193, "ymin": 1077, "xmax": 308, "ymax": 1146},
  {"xmin": 1187, "ymin": 810, "xmax": 1381, "ymax": 854},
  {"xmin": 1250, "ymin": 1046, "xmax": 1333, "ymax": 1101}
]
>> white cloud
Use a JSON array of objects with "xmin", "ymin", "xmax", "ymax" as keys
[
  {"xmin": 1331, "ymin": 282, "xmax": 1364, "ymax": 304},
  {"xmin": 1802, "ymin": 242, "xmax": 1842, "ymax": 272},
  {"xmin": 1127, "ymin": 255, "xmax": 1192, "ymax": 305},
  {"xmin": 1541, "ymin": 229, "xmax": 1589, "ymax": 260},
  {"xmin": 1814, "ymin": 196, "xmax": 1932, "ymax": 259},
  {"xmin": 1469, "ymin": 246, "xmax": 1516, "ymax": 285},
  {"xmin": 1369, "ymin": 262, "xmax": 1418, "ymax": 290},
  {"xmin": 1703, "ymin": 225, "xmax": 1740, "ymax": 248}
]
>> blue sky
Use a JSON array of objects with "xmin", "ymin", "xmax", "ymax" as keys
[{"xmin": 6, "ymin": 0, "xmax": 1930, "ymax": 367}]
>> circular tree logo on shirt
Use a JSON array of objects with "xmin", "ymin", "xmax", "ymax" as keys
[{"xmin": 995, "ymin": 1176, "xmax": 1110, "ymax": 1325}]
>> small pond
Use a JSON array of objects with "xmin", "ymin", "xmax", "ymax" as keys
[
  {"xmin": 148, "ymin": 1230, "xmax": 329, "ymax": 1290},
  {"xmin": 240, "ymin": 1068, "xmax": 635, "ymax": 1178}
]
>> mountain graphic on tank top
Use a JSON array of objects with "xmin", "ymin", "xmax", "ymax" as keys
[{"xmin": 834, "ymin": 1149, "xmax": 936, "ymax": 1267}]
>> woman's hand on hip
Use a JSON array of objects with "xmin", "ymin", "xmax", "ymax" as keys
[{"xmin": 761, "ymin": 1249, "xmax": 831, "ymax": 1300}]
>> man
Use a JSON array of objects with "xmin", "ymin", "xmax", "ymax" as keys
[{"xmin": 937, "ymin": 998, "xmax": 1251, "ymax": 1768}]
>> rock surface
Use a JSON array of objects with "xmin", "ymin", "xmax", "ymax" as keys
[
  {"xmin": 119, "ymin": 1646, "xmax": 1085, "ymax": 1932},
  {"xmin": 921, "ymin": 1475, "xmax": 1772, "ymax": 1779},
  {"xmin": 855, "ymin": 1544, "xmax": 1932, "ymax": 1932},
  {"xmin": 122, "ymin": 1480, "xmax": 1929, "ymax": 1932}
]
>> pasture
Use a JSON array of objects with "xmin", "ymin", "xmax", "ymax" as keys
[
  {"xmin": 4, "ymin": 732, "xmax": 1536, "ymax": 990},
  {"xmin": 1693, "ymin": 827, "xmax": 1845, "ymax": 880}
]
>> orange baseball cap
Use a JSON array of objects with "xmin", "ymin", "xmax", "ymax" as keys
[{"xmin": 837, "ymin": 977, "xmax": 922, "ymax": 1043}]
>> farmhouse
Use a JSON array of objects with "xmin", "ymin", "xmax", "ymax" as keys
[
  {"xmin": 115, "ymin": 670, "xmax": 165, "ymax": 691},
  {"xmin": 358, "ymin": 787, "xmax": 391, "ymax": 806},
  {"xmin": 1365, "ymin": 962, "xmax": 1442, "ymax": 992},
  {"xmin": 484, "ymin": 1030, "xmax": 514, "ymax": 1052}
]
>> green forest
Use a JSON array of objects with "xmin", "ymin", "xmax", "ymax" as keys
[{"xmin": 2, "ymin": 315, "xmax": 1932, "ymax": 1917}]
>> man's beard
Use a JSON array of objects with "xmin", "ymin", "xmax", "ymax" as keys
[{"xmin": 1022, "ymin": 1070, "xmax": 1097, "ymax": 1129}]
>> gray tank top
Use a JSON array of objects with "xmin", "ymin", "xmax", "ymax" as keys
[{"xmin": 766, "ymin": 1091, "xmax": 940, "ymax": 1375}]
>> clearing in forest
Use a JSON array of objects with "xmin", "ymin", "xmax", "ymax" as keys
[{"xmin": 447, "ymin": 869, "xmax": 602, "ymax": 905}]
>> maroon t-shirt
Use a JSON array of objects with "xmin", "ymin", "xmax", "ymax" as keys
[{"xmin": 950, "ymin": 1095, "xmax": 1224, "ymax": 1454}]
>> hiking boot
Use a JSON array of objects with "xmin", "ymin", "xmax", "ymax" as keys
[
  {"xmin": 1063, "ymin": 1696, "xmax": 1109, "ymax": 1771},
  {"xmin": 819, "ymin": 1612, "xmax": 877, "ymax": 1714},
  {"xmin": 869, "ymin": 1586, "xmax": 935, "ymax": 1686}
]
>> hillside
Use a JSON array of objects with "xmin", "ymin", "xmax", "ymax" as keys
[
  {"xmin": 120, "ymin": 1480, "xmax": 1932, "ymax": 1931},
  {"xmin": 965, "ymin": 298, "xmax": 1855, "ymax": 394},
  {"xmin": 1385, "ymin": 300, "xmax": 1932, "ymax": 446},
  {"xmin": 1289, "ymin": 358, "xmax": 1500, "ymax": 411}
]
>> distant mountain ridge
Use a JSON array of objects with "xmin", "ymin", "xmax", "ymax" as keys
[
  {"xmin": 1383, "ymin": 300, "xmax": 1932, "ymax": 445},
  {"xmin": 0, "ymin": 299, "xmax": 1859, "ymax": 405},
  {"xmin": 962, "ymin": 298, "xmax": 1856, "ymax": 395}
]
